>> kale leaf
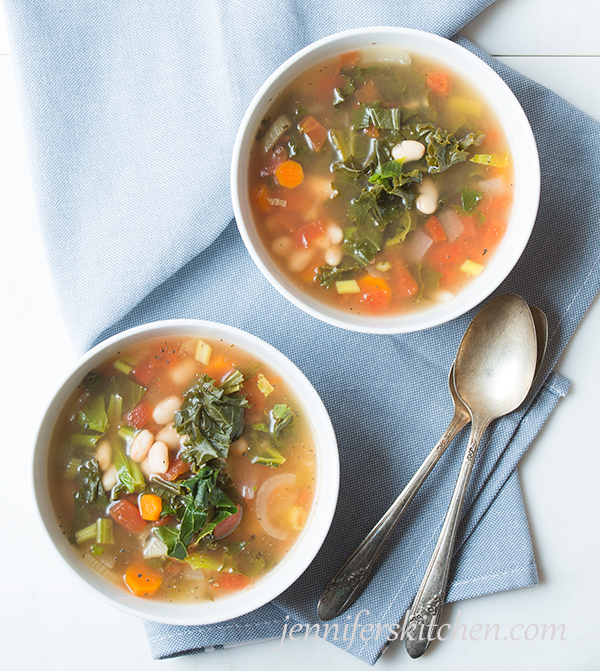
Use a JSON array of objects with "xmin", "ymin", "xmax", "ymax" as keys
[
  {"xmin": 175, "ymin": 372, "xmax": 250, "ymax": 472},
  {"xmin": 72, "ymin": 458, "xmax": 109, "ymax": 530},
  {"xmin": 152, "ymin": 466, "xmax": 238, "ymax": 559}
]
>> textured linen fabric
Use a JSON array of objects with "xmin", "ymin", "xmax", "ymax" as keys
[{"xmin": 5, "ymin": 0, "xmax": 600, "ymax": 665}]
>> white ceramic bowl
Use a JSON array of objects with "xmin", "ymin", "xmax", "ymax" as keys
[
  {"xmin": 32, "ymin": 320, "xmax": 339, "ymax": 625},
  {"xmin": 231, "ymin": 27, "xmax": 540, "ymax": 333}
]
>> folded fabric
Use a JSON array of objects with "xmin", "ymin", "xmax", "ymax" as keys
[{"xmin": 5, "ymin": 0, "xmax": 600, "ymax": 665}]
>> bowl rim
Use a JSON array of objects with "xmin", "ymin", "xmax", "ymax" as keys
[
  {"xmin": 32, "ymin": 319, "xmax": 339, "ymax": 625},
  {"xmin": 231, "ymin": 26, "xmax": 540, "ymax": 334}
]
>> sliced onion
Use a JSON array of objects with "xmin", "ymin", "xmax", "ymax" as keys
[
  {"xmin": 478, "ymin": 177, "xmax": 504, "ymax": 196},
  {"xmin": 255, "ymin": 473, "xmax": 296, "ymax": 541},
  {"xmin": 437, "ymin": 208, "xmax": 464, "ymax": 242},
  {"xmin": 263, "ymin": 114, "xmax": 291, "ymax": 153},
  {"xmin": 405, "ymin": 228, "xmax": 433, "ymax": 262}
]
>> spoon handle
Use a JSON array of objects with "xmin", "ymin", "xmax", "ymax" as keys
[
  {"xmin": 405, "ymin": 416, "xmax": 489, "ymax": 659},
  {"xmin": 317, "ymin": 408, "xmax": 469, "ymax": 622}
]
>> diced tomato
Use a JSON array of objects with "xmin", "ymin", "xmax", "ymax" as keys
[
  {"xmin": 427, "ymin": 239, "xmax": 468, "ymax": 268},
  {"xmin": 132, "ymin": 351, "xmax": 179, "ymax": 387},
  {"xmin": 293, "ymin": 221, "xmax": 325, "ymax": 249},
  {"xmin": 314, "ymin": 73, "xmax": 344, "ymax": 99},
  {"xmin": 260, "ymin": 145, "xmax": 288, "ymax": 177},
  {"xmin": 162, "ymin": 456, "xmax": 191, "ymax": 482},
  {"xmin": 394, "ymin": 264, "xmax": 419, "ymax": 296},
  {"xmin": 459, "ymin": 215, "xmax": 478, "ymax": 239},
  {"xmin": 363, "ymin": 124, "xmax": 379, "ymax": 138},
  {"xmin": 125, "ymin": 401, "xmax": 153, "ymax": 429},
  {"xmin": 424, "ymin": 216, "xmax": 447, "ymax": 242},
  {"xmin": 211, "ymin": 572, "xmax": 251, "ymax": 592},
  {"xmin": 299, "ymin": 115, "xmax": 328, "ymax": 152},
  {"xmin": 213, "ymin": 505, "xmax": 243, "ymax": 540},
  {"xmin": 109, "ymin": 499, "xmax": 147, "ymax": 534},
  {"xmin": 358, "ymin": 275, "xmax": 391, "ymax": 314},
  {"xmin": 155, "ymin": 515, "xmax": 175, "ymax": 527},
  {"xmin": 338, "ymin": 50, "xmax": 359, "ymax": 69},
  {"xmin": 426, "ymin": 72, "xmax": 450, "ymax": 94}
]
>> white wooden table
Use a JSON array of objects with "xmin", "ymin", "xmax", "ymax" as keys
[{"xmin": 2, "ymin": 1, "xmax": 599, "ymax": 669}]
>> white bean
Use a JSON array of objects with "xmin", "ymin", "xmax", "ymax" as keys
[
  {"xmin": 416, "ymin": 176, "xmax": 439, "ymax": 214},
  {"xmin": 327, "ymin": 224, "xmax": 343, "ymax": 245},
  {"xmin": 287, "ymin": 249, "xmax": 312, "ymax": 273},
  {"xmin": 96, "ymin": 439, "xmax": 112, "ymax": 472},
  {"xmin": 101, "ymin": 464, "xmax": 118, "ymax": 491},
  {"xmin": 271, "ymin": 236, "xmax": 294, "ymax": 257},
  {"xmin": 155, "ymin": 423, "xmax": 181, "ymax": 450},
  {"xmin": 152, "ymin": 396, "xmax": 182, "ymax": 425},
  {"xmin": 147, "ymin": 441, "xmax": 170, "ymax": 474},
  {"xmin": 391, "ymin": 140, "xmax": 425, "ymax": 163},
  {"xmin": 129, "ymin": 429, "xmax": 155, "ymax": 462},
  {"xmin": 324, "ymin": 245, "xmax": 343, "ymax": 266},
  {"xmin": 230, "ymin": 437, "xmax": 248, "ymax": 455},
  {"xmin": 416, "ymin": 194, "xmax": 438, "ymax": 215}
]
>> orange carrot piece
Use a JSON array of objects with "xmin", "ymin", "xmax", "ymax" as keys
[
  {"xmin": 139, "ymin": 494, "xmax": 162, "ymax": 521},
  {"xmin": 124, "ymin": 562, "xmax": 162, "ymax": 597},
  {"xmin": 358, "ymin": 275, "xmax": 391, "ymax": 314},
  {"xmin": 426, "ymin": 72, "xmax": 450, "ymax": 94},
  {"xmin": 255, "ymin": 185, "xmax": 272, "ymax": 211},
  {"xmin": 274, "ymin": 160, "xmax": 304, "ymax": 188}
]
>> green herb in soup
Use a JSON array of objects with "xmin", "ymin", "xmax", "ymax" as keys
[
  {"xmin": 48, "ymin": 336, "xmax": 316, "ymax": 601},
  {"xmin": 248, "ymin": 48, "xmax": 513, "ymax": 315}
]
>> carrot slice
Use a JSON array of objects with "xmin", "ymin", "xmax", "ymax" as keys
[
  {"xmin": 124, "ymin": 562, "xmax": 162, "ymax": 597},
  {"xmin": 139, "ymin": 494, "xmax": 163, "ymax": 521},
  {"xmin": 426, "ymin": 72, "xmax": 450, "ymax": 94},
  {"xmin": 274, "ymin": 160, "xmax": 304, "ymax": 188},
  {"xmin": 211, "ymin": 572, "xmax": 251, "ymax": 592}
]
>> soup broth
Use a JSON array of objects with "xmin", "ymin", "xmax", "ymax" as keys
[
  {"xmin": 48, "ymin": 335, "xmax": 316, "ymax": 602},
  {"xmin": 248, "ymin": 47, "xmax": 513, "ymax": 316}
]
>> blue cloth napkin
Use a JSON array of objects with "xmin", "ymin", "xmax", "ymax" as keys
[{"xmin": 5, "ymin": 0, "xmax": 600, "ymax": 665}]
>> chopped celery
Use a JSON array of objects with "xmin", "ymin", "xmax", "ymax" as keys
[
  {"xmin": 251, "ymin": 445, "xmax": 286, "ymax": 467},
  {"xmin": 113, "ymin": 444, "xmax": 146, "ymax": 496},
  {"xmin": 90, "ymin": 544, "xmax": 104, "ymax": 556},
  {"xmin": 470, "ymin": 153, "xmax": 509, "ymax": 168},
  {"xmin": 459, "ymin": 259, "xmax": 485, "ymax": 276},
  {"xmin": 184, "ymin": 552, "xmax": 224, "ymax": 572},
  {"xmin": 81, "ymin": 553, "xmax": 120, "ymax": 584},
  {"xmin": 69, "ymin": 434, "xmax": 102, "ymax": 449},
  {"xmin": 77, "ymin": 396, "xmax": 108, "ymax": 433},
  {"xmin": 256, "ymin": 374, "xmax": 274, "ymax": 397},
  {"xmin": 64, "ymin": 457, "xmax": 81, "ymax": 480},
  {"xmin": 75, "ymin": 521, "xmax": 97, "ymax": 544},
  {"xmin": 194, "ymin": 339, "xmax": 212, "ymax": 365},
  {"xmin": 96, "ymin": 518, "xmax": 114, "ymax": 544},
  {"xmin": 335, "ymin": 279, "xmax": 361, "ymax": 294},
  {"xmin": 112, "ymin": 359, "xmax": 134, "ymax": 375},
  {"xmin": 107, "ymin": 394, "xmax": 123, "ymax": 430}
]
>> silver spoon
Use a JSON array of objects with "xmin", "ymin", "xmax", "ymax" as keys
[
  {"xmin": 405, "ymin": 293, "xmax": 538, "ymax": 658},
  {"xmin": 317, "ymin": 303, "xmax": 547, "ymax": 622}
]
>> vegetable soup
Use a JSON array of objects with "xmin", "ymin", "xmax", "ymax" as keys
[
  {"xmin": 247, "ymin": 47, "xmax": 513, "ymax": 316},
  {"xmin": 48, "ymin": 335, "xmax": 316, "ymax": 602}
]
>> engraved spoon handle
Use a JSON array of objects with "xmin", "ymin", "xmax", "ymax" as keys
[
  {"xmin": 405, "ymin": 415, "xmax": 490, "ymax": 658},
  {"xmin": 317, "ymin": 407, "xmax": 470, "ymax": 621}
]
